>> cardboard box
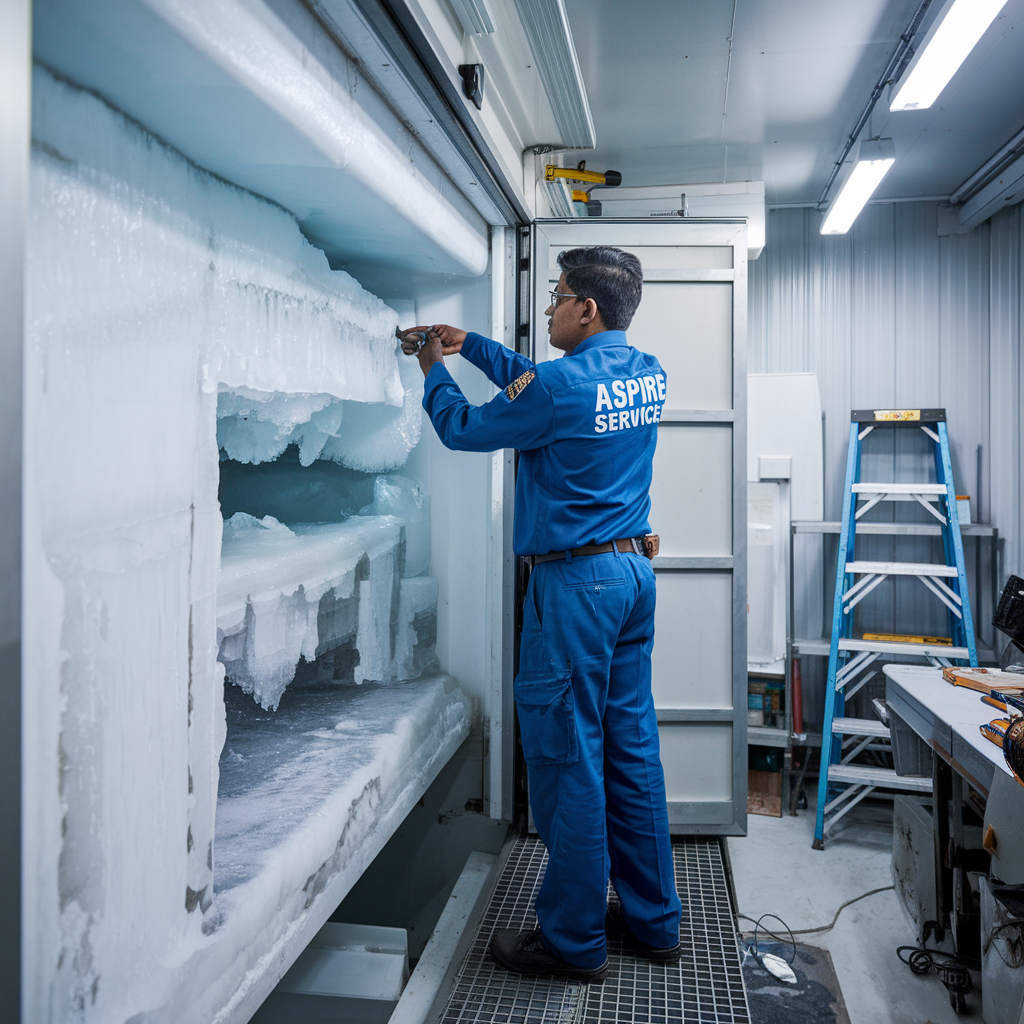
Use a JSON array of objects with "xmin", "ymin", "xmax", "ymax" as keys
[{"xmin": 748, "ymin": 768, "xmax": 782, "ymax": 817}]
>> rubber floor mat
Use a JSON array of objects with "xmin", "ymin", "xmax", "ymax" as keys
[{"xmin": 740, "ymin": 940, "xmax": 850, "ymax": 1024}]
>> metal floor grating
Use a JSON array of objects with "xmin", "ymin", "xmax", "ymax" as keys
[{"xmin": 439, "ymin": 836, "xmax": 749, "ymax": 1024}]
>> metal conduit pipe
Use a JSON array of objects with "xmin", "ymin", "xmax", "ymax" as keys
[{"xmin": 817, "ymin": 0, "xmax": 934, "ymax": 211}]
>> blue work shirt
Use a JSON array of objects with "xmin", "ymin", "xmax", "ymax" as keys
[{"xmin": 422, "ymin": 330, "xmax": 666, "ymax": 557}]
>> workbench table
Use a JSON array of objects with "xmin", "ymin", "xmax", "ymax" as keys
[
  {"xmin": 884, "ymin": 664, "xmax": 1014, "ymax": 800},
  {"xmin": 884, "ymin": 663, "xmax": 1016, "ymax": 956}
]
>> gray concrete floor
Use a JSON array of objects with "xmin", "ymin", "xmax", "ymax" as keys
[{"xmin": 728, "ymin": 797, "xmax": 974, "ymax": 1023}]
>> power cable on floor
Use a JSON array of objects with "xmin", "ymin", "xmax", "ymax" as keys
[
  {"xmin": 738, "ymin": 883, "xmax": 894, "ymax": 943},
  {"xmin": 897, "ymin": 946, "xmax": 974, "ymax": 1014}
]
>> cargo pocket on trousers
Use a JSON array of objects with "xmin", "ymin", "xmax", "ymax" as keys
[{"xmin": 514, "ymin": 669, "xmax": 578, "ymax": 766}]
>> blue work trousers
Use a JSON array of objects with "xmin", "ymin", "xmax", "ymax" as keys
[{"xmin": 515, "ymin": 548, "xmax": 682, "ymax": 969}]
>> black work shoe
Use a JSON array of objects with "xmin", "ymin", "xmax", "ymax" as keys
[
  {"xmin": 606, "ymin": 903, "xmax": 682, "ymax": 963},
  {"xmin": 490, "ymin": 927, "xmax": 608, "ymax": 982}
]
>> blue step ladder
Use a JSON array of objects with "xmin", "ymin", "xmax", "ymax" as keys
[{"xmin": 813, "ymin": 408, "xmax": 977, "ymax": 850}]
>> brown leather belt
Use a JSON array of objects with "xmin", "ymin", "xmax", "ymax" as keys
[{"xmin": 527, "ymin": 535, "xmax": 659, "ymax": 566}]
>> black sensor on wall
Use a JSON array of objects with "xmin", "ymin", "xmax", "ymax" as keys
[{"xmin": 459, "ymin": 64, "xmax": 484, "ymax": 110}]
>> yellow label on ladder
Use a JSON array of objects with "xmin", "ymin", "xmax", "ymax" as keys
[
  {"xmin": 873, "ymin": 409, "xmax": 921, "ymax": 421},
  {"xmin": 861, "ymin": 632, "xmax": 952, "ymax": 645}
]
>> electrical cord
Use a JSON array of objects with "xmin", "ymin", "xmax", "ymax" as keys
[
  {"xmin": 741, "ymin": 914, "xmax": 797, "ymax": 964},
  {"xmin": 738, "ymin": 883, "xmax": 894, "ymax": 947},
  {"xmin": 897, "ymin": 946, "xmax": 974, "ymax": 1013}
]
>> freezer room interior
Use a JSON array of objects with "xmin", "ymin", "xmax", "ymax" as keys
[{"xmin": 12, "ymin": 0, "xmax": 1024, "ymax": 1023}]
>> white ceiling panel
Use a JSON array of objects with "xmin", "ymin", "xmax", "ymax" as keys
[{"xmin": 562, "ymin": 0, "xmax": 1024, "ymax": 206}]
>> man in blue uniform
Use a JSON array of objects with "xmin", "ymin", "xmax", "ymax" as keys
[{"xmin": 400, "ymin": 246, "xmax": 681, "ymax": 983}]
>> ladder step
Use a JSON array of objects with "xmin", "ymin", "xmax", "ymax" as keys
[
  {"xmin": 832, "ymin": 717, "xmax": 890, "ymax": 738},
  {"xmin": 827, "ymin": 764, "xmax": 931, "ymax": 792},
  {"xmin": 838, "ymin": 637, "xmax": 970, "ymax": 658},
  {"xmin": 852, "ymin": 482, "xmax": 947, "ymax": 495},
  {"xmin": 846, "ymin": 560, "xmax": 959, "ymax": 577}
]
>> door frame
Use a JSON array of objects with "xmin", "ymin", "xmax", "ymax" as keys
[{"xmin": 529, "ymin": 219, "xmax": 748, "ymax": 836}]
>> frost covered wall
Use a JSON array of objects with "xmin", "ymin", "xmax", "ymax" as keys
[{"xmin": 23, "ymin": 64, "xmax": 469, "ymax": 1023}]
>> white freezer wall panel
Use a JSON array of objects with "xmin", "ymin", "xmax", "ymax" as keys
[
  {"xmin": 659, "ymin": 723, "xmax": 734, "ymax": 828},
  {"xmin": 749, "ymin": 204, "xmax": 1023, "ymax": 640},
  {"xmin": 649, "ymin": 427, "xmax": 733, "ymax": 557},
  {"xmin": 652, "ymin": 573, "xmax": 732, "ymax": 709}
]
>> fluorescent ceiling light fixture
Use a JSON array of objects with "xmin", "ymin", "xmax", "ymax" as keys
[
  {"xmin": 889, "ymin": 0, "xmax": 1009, "ymax": 111},
  {"xmin": 513, "ymin": 0, "xmax": 595, "ymax": 149},
  {"xmin": 820, "ymin": 139, "xmax": 895, "ymax": 235}
]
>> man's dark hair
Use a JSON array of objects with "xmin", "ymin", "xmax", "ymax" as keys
[{"xmin": 556, "ymin": 246, "xmax": 643, "ymax": 332}]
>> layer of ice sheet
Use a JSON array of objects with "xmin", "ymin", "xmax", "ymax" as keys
[
  {"xmin": 218, "ymin": 515, "xmax": 439, "ymax": 708},
  {"xmin": 160, "ymin": 676, "xmax": 471, "ymax": 1024},
  {"xmin": 216, "ymin": 340, "xmax": 423, "ymax": 472},
  {"xmin": 359, "ymin": 475, "xmax": 431, "ymax": 578},
  {"xmin": 396, "ymin": 577, "xmax": 440, "ymax": 679},
  {"xmin": 219, "ymin": 515, "xmax": 396, "ymax": 708},
  {"xmin": 215, "ymin": 676, "xmax": 471, "ymax": 893}
]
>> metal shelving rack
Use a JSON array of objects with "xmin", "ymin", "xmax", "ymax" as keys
[
  {"xmin": 775, "ymin": 518, "xmax": 998, "ymax": 813},
  {"xmin": 786, "ymin": 519, "xmax": 1000, "ymax": 754}
]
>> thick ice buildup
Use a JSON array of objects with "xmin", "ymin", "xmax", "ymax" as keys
[
  {"xmin": 219, "ymin": 516, "xmax": 399, "ymax": 709},
  {"xmin": 222, "ymin": 512, "xmax": 295, "ymax": 541},
  {"xmin": 217, "ymin": 389, "xmax": 345, "ymax": 467},
  {"xmin": 360, "ymin": 475, "xmax": 431, "ymax": 578},
  {"xmin": 25, "ymin": 65, "xmax": 455, "ymax": 1024},
  {"xmin": 319, "ymin": 340, "xmax": 424, "ymax": 473},
  {"xmin": 218, "ymin": 515, "xmax": 439, "ymax": 708},
  {"xmin": 217, "ymin": 356, "xmax": 423, "ymax": 472},
  {"xmin": 397, "ymin": 577, "xmax": 440, "ymax": 679}
]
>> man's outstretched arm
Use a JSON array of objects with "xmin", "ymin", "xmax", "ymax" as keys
[
  {"xmin": 402, "ymin": 332, "xmax": 555, "ymax": 453},
  {"xmin": 399, "ymin": 323, "xmax": 533, "ymax": 390}
]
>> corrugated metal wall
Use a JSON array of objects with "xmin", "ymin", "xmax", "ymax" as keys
[{"xmin": 749, "ymin": 203, "xmax": 1023, "ymax": 719}]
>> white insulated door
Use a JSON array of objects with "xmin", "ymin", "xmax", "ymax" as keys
[{"xmin": 532, "ymin": 220, "xmax": 747, "ymax": 835}]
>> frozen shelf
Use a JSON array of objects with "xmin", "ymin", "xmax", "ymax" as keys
[
  {"xmin": 791, "ymin": 520, "xmax": 996, "ymax": 537},
  {"xmin": 195, "ymin": 675, "xmax": 471, "ymax": 1023}
]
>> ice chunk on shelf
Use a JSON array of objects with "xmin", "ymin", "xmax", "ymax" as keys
[
  {"xmin": 218, "ymin": 516, "xmax": 440, "ymax": 708},
  {"xmin": 359, "ymin": 475, "xmax": 430, "ymax": 578},
  {"xmin": 222, "ymin": 512, "xmax": 295, "ymax": 541},
  {"xmin": 396, "ymin": 577, "xmax": 440, "ymax": 680},
  {"xmin": 218, "ymin": 517, "xmax": 401, "ymax": 708},
  {"xmin": 217, "ymin": 341, "xmax": 422, "ymax": 473},
  {"xmin": 217, "ymin": 388, "xmax": 348, "ymax": 467},
  {"xmin": 319, "ymin": 341, "xmax": 423, "ymax": 472}
]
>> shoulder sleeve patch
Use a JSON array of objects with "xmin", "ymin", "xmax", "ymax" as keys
[{"xmin": 505, "ymin": 369, "xmax": 536, "ymax": 401}]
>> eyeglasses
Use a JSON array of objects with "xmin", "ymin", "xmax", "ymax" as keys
[{"xmin": 548, "ymin": 290, "xmax": 577, "ymax": 307}]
